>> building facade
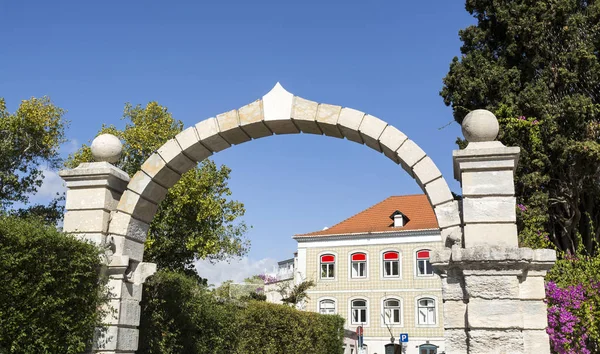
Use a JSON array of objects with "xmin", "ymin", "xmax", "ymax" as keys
[{"xmin": 292, "ymin": 195, "xmax": 445, "ymax": 354}]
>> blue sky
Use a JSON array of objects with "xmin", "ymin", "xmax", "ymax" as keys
[{"xmin": 0, "ymin": 1, "xmax": 475, "ymax": 284}]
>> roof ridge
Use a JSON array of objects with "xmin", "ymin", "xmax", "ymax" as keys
[{"xmin": 294, "ymin": 194, "xmax": 429, "ymax": 237}]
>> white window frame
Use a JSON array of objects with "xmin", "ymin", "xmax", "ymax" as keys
[
  {"xmin": 415, "ymin": 296, "xmax": 438, "ymax": 327},
  {"xmin": 318, "ymin": 251, "xmax": 337, "ymax": 280},
  {"xmin": 349, "ymin": 251, "xmax": 368, "ymax": 279},
  {"xmin": 380, "ymin": 296, "xmax": 404, "ymax": 327},
  {"xmin": 317, "ymin": 297, "xmax": 337, "ymax": 315},
  {"xmin": 415, "ymin": 249, "xmax": 434, "ymax": 277},
  {"xmin": 349, "ymin": 297, "xmax": 369, "ymax": 326},
  {"xmin": 381, "ymin": 249, "xmax": 401, "ymax": 279}
]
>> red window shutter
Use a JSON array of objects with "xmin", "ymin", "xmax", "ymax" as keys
[
  {"xmin": 351, "ymin": 253, "xmax": 366, "ymax": 261},
  {"xmin": 383, "ymin": 251, "xmax": 399, "ymax": 260},
  {"xmin": 417, "ymin": 250, "xmax": 430, "ymax": 259},
  {"xmin": 321, "ymin": 254, "xmax": 335, "ymax": 263}
]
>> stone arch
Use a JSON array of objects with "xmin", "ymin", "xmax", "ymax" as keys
[{"xmin": 107, "ymin": 83, "xmax": 461, "ymax": 263}]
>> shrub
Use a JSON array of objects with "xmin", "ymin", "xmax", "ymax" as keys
[
  {"xmin": 236, "ymin": 301, "xmax": 345, "ymax": 354},
  {"xmin": 546, "ymin": 252, "xmax": 600, "ymax": 353},
  {"xmin": 138, "ymin": 270, "xmax": 239, "ymax": 354},
  {"xmin": 138, "ymin": 270, "xmax": 345, "ymax": 354},
  {"xmin": 0, "ymin": 216, "xmax": 107, "ymax": 354}
]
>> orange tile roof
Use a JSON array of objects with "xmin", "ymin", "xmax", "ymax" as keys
[{"xmin": 294, "ymin": 194, "xmax": 439, "ymax": 238}]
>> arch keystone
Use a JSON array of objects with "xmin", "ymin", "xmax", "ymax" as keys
[{"xmin": 262, "ymin": 82, "xmax": 298, "ymax": 134}]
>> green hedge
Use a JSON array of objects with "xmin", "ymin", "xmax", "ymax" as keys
[
  {"xmin": 138, "ymin": 270, "xmax": 345, "ymax": 354},
  {"xmin": 0, "ymin": 216, "xmax": 107, "ymax": 354}
]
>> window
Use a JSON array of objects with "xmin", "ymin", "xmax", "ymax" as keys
[
  {"xmin": 351, "ymin": 252, "xmax": 367, "ymax": 278},
  {"xmin": 383, "ymin": 298, "xmax": 401, "ymax": 324},
  {"xmin": 416, "ymin": 250, "xmax": 433, "ymax": 276},
  {"xmin": 383, "ymin": 251, "xmax": 400, "ymax": 277},
  {"xmin": 319, "ymin": 299, "xmax": 336, "ymax": 315},
  {"xmin": 417, "ymin": 298, "xmax": 436, "ymax": 325},
  {"xmin": 320, "ymin": 254, "xmax": 335, "ymax": 279},
  {"xmin": 351, "ymin": 299, "xmax": 367, "ymax": 324},
  {"xmin": 419, "ymin": 344, "xmax": 438, "ymax": 354}
]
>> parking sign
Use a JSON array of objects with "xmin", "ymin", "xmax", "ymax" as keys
[{"xmin": 399, "ymin": 333, "xmax": 409, "ymax": 343}]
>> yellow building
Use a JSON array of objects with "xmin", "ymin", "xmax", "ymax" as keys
[{"xmin": 293, "ymin": 195, "xmax": 444, "ymax": 354}]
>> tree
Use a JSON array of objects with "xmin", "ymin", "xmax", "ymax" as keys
[
  {"xmin": 67, "ymin": 102, "xmax": 249, "ymax": 275},
  {"xmin": 278, "ymin": 279, "xmax": 315, "ymax": 308},
  {"xmin": 441, "ymin": 0, "xmax": 600, "ymax": 255},
  {"xmin": 0, "ymin": 97, "xmax": 67, "ymax": 208}
]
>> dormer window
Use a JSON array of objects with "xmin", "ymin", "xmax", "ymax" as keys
[{"xmin": 390, "ymin": 210, "xmax": 407, "ymax": 227}]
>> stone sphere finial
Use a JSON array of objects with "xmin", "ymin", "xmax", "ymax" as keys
[
  {"xmin": 461, "ymin": 109, "xmax": 500, "ymax": 143},
  {"xmin": 91, "ymin": 134, "xmax": 122, "ymax": 163}
]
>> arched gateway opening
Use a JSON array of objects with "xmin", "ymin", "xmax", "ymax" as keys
[{"xmin": 108, "ymin": 83, "xmax": 461, "ymax": 262}]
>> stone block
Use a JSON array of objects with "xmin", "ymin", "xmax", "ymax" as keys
[
  {"xmin": 60, "ymin": 162, "xmax": 129, "ymax": 192},
  {"xmin": 316, "ymin": 104, "xmax": 343, "ymax": 138},
  {"xmin": 127, "ymin": 171, "xmax": 168, "ymax": 204},
  {"xmin": 464, "ymin": 223, "xmax": 518, "ymax": 248},
  {"xmin": 441, "ymin": 272, "xmax": 466, "ymax": 300},
  {"xmin": 468, "ymin": 299, "xmax": 522, "ymax": 329},
  {"xmin": 175, "ymin": 127, "xmax": 212, "ymax": 162},
  {"xmin": 73, "ymin": 233, "xmax": 105, "ymax": 246},
  {"xmin": 291, "ymin": 96, "xmax": 320, "ymax": 134},
  {"xmin": 65, "ymin": 187, "xmax": 121, "ymax": 211},
  {"xmin": 216, "ymin": 109, "xmax": 251, "ymax": 145},
  {"xmin": 468, "ymin": 329, "xmax": 524, "ymax": 354},
  {"xmin": 112, "ymin": 235, "xmax": 145, "ymax": 262},
  {"xmin": 157, "ymin": 139, "xmax": 197, "ymax": 175},
  {"xmin": 108, "ymin": 212, "xmax": 150, "ymax": 242},
  {"xmin": 117, "ymin": 299, "xmax": 142, "ymax": 327},
  {"xmin": 523, "ymin": 330, "xmax": 551, "ymax": 353},
  {"xmin": 397, "ymin": 139, "xmax": 426, "ymax": 168},
  {"xmin": 533, "ymin": 249, "xmax": 557, "ymax": 263},
  {"xmin": 140, "ymin": 153, "xmax": 181, "ymax": 189},
  {"xmin": 337, "ymin": 107, "xmax": 364, "ymax": 143},
  {"xmin": 519, "ymin": 276, "xmax": 546, "ymax": 300},
  {"xmin": 64, "ymin": 209, "xmax": 111, "ymax": 233},
  {"xmin": 195, "ymin": 118, "xmax": 231, "ymax": 152},
  {"xmin": 413, "ymin": 157, "xmax": 442, "ymax": 187},
  {"xmin": 238, "ymin": 99, "xmax": 272, "ymax": 139},
  {"xmin": 434, "ymin": 200, "xmax": 461, "ymax": 229},
  {"xmin": 463, "ymin": 196, "xmax": 516, "ymax": 223},
  {"xmin": 358, "ymin": 114, "xmax": 387, "ymax": 151},
  {"xmin": 378, "ymin": 125, "xmax": 407, "ymax": 162},
  {"xmin": 441, "ymin": 225, "xmax": 463, "ymax": 247},
  {"xmin": 117, "ymin": 190, "xmax": 158, "ymax": 224},
  {"xmin": 462, "ymin": 170, "xmax": 515, "ymax": 196},
  {"xmin": 262, "ymin": 83, "xmax": 298, "ymax": 134},
  {"xmin": 425, "ymin": 177, "xmax": 454, "ymax": 206},
  {"xmin": 522, "ymin": 301, "xmax": 549, "ymax": 329},
  {"xmin": 444, "ymin": 329, "xmax": 468, "ymax": 354},
  {"xmin": 443, "ymin": 300, "xmax": 467, "ymax": 329},
  {"xmin": 464, "ymin": 275, "xmax": 520, "ymax": 299}
]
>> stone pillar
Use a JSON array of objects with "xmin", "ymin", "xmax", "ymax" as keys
[
  {"xmin": 60, "ymin": 134, "xmax": 156, "ymax": 354},
  {"xmin": 431, "ymin": 110, "xmax": 556, "ymax": 354}
]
